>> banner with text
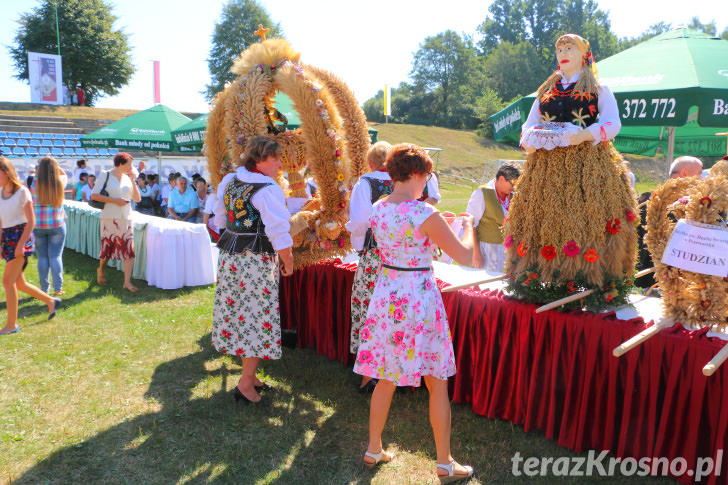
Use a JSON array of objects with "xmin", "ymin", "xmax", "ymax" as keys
[
  {"xmin": 662, "ymin": 220, "xmax": 728, "ymax": 277},
  {"xmin": 28, "ymin": 52, "xmax": 63, "ymax": 105}
]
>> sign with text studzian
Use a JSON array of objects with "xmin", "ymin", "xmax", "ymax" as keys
[
  {"xmin": 28, "ymin": 52, "xmax": 63, "ymax": 105},
  {"xmin": 662, "ymin": 220, "xmax": 728, "ymax": 277}
]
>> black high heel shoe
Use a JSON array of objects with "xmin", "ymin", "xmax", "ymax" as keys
[
  {"xmin": 48, "ymin": 298, "xmax": 62, "ymax": 320},
  {"xmin": 233, "ymin": 387, "xmax": 271, "ymax": 407}
]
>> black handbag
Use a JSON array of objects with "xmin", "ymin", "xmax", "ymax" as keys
[{"xmin": 89, "ymin": 171, "xmax": 110, "ymax": 210}]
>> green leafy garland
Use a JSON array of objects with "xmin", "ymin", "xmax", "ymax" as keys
[{"xmin": 505, "ymin": 264, "xmax": 634, "ymax": 312}]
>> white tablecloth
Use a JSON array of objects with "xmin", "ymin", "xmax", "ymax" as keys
[{"xmin": 64, "ymin": 200, "xmax": 216, "ymax": 290}]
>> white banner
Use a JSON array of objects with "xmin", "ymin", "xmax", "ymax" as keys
[
  {"xmin": 662, "ymin": 219, "xmax": 728, "ymax": 277},
  {"xmin": 28, "ymin": 52, "xmax": 63, "ymax": 105}
]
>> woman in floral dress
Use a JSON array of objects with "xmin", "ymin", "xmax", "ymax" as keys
[
  {"xmin": 346, "ymin": 141, "xmax": 393, "ymax": 393},
  {"xmin": 212, "ymin": 136, "xmax": 293, "ymax": 407},
  {"xmin": 353, "ymin": 144, "xmax": 476, "ymax": 483}
]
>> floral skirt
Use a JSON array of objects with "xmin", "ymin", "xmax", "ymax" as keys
[
  {"xmin": 2, "ymin": 223, "xmax": 35, "ymax": 266},
  {"xmin": 350, "ymin": 249, "xmax": 381, "ymax": 353},
  {"xmin": 212, "ymin": 250, "xmax": 281, "ymax": 360},
  {"xmin": 353, "ymin": 267, "xmax": 456, "ymax": 386},
  {"xmin": 99, "ymin": 218, "xmax": 135, "ymax": 260}
]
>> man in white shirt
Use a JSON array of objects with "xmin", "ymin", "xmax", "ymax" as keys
[
  {"xmin": 466, "ymin": 163, "xmax": 521, "ymax": 271},
  {"xmin": 669, "ymin": 156, "xmax": 703, "ymax": 179},
  {"xmin": 81, "ymin": 174, "xmax": 95, "ymax": 203}
]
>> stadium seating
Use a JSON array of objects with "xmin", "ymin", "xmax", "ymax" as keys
[
  {"xmin": 98, "ymin": 148, "xmax": 109, "ymax": 156},
  {"xmin": 86, "ymin": 148, "xmax": 99, "ymax": 157},
  {"xmin": 32, "ymin": 133, "xmax": 43, "ymax": 139},
  {"xmin": 51, "ymin": 148, "xmax": 63, "ymax": 156},
  {"xmin": 0, "ymin": 132, "xmax": 7, "ymax": 139},
  {"xmin": 65, "ymin": 134, "xmax": 79, "ymax": 140},
  {"xmin": 19, "ymin": 133, "xmax": 31, "ymax": 139},
  {"xmin": 39, "ymin": 148, "xmax": 51, "ymax": 156},
  {"xmin": 64, "ymin": 140, "xmax": 76, "ymax": 148},
  {"xmin": 4, "ymin": 139, "xmax": 17, "ymax": 147},
  {"xmin": 7, "ymin": 132, "xmax": 19, "ymax": 139},
  {"xmin": 42, "ymin": 140, "xmax": 53, "ymax": 147},
  {"xmin": 26, "ymin": 147, "xmax": 39, "ymax": 157},
  {"xmin": 17, "ymin": 139, "xmax": 30, "ymax": 147},
  {"xmin": 109, "ymin": 148, "xmax": 118, "ymax": 156},
  {"xmin": 53, "ymin": 140, "xmax": 64, "ymax": 148},
  {"xmin": 63, "ymin": 148, "xmax": 75, "ymax": 156},
  {"xmin": 13, "ymin": 147, "xmax": 26, "ymax": 157},
  {"xmin": 0, "ymin": 147, "xmax": 11, "ymax": 156},
  {"xmin": 75, "ymin": 148, "xmax": 86, "ymax": 157},
  {"xmin": 43, "ymin": 133, "xmax": 54, "ymax": 140},
  {"xmin": 30, "ymin": 139, "xmax": 41, "ymax": 147},
  {"xmin": 54, "ymin": 134, "xmax": 66, "ymax": 140}
]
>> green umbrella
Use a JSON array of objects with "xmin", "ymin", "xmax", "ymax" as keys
[
  {"xmin": 490, "ymin": 29, "xmax": 728, "ymax": 162},
  {"xmin": 81, "ymin": 104, "xmax": 192, "ymax": 152},
  {"xmin": 171, "ymin": 113, "xmax": 209, "ymax": 149}
]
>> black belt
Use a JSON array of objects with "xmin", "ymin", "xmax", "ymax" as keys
[{"xmin": 382, "ymin": 263, "xmax": 432, "ymax": 272}]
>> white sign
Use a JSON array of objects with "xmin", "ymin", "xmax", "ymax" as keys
[
  {"xmin": 662, "ymin": 219, "xmax": 728, "ymax": 277},
  {"xmin": 28, "ymin": 52, "xmax": 63, "ymax": 105}
]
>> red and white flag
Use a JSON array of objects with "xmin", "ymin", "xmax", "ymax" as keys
[{"xmin": 153, "ymin": 61, "xmax": 161, "ymax": 104}]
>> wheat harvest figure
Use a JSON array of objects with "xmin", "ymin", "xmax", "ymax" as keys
[{"xmin": 504, "ymin": 34, "xmax": 638, "ymax": 310}]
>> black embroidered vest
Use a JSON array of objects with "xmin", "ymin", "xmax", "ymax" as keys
[
  {"xmin": 216, "ymin": 178, "xmax": 275, "ymax": 255},
  {"xmin": 363, "ymin": 175, "xmax": 394, "ymax": 249},
  {"xmin": 539, "ymin": 82, "xmax": 599, "ymax": 128}
]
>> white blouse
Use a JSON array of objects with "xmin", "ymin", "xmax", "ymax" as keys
[
  {"xmin": 345, "ymin": 171, "xmax": 392, "ymax": 251},
  {"xmin": 522, "ymin": 71, "xmax": 621, "ymax": 145},
  {"xmin": 0, "ymin": 186, "xmax": 32, "ymax": 228},
  {"xmin": 92, "ymin": 170, "xmax": 133, "ymax": 220},
  {"xmin": 214, "ymin": 167, "xmax": 293, "ymax": 251}
]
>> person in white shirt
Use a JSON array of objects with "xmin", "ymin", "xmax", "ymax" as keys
[
  {"xmin": 72, "ymin": 159, "xmax": 88, "ymax": 185},
  {"xmin": 202, "ymin": 192, "xmax": 221, "ymax": 241},
  {"xmin": 81, "ymin": 174, "xmax": 95, "ymax": 203},
  {"xmin": 623, "ymin": 160, "xmax": 636, "ymax": 188},
  {"xmin": 345, "ymin": 141, "xmax": 393, "ymax": 394},
  {"xmin": 212, "ymin": 136, "xmax": 293, "ymax": 407},
  {"xmin": 0, "ymin": 157, "xmax": 59, "ymax": 335},
  {"xmin": 160, "ymin": 172, "xmax": 177, "ymax": 217},
  {"xmin": 466, "ymin": 163, "xmax": 521, "ymax": 271}
]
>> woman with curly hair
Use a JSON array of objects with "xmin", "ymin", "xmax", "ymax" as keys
[{"xmin": 354, "ymin": 143, "xmax": 476, "ymax": 483}]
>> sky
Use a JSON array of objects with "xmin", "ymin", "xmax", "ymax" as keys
[{"xmin": 0, "ymin": 0, "xmax": 724, "ymax": 115}]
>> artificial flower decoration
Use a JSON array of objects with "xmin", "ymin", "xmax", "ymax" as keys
[
  {"xmin": 337, "ymin": 173, "xmax": 344, "ymax": 182},
  {"xmin": 563, "ymin": 241, "xmax": 580, "ymax": 257},
  {"xmin": 504, "ymin": 235, "xmax": 513, "ymax": 249},
  {"xmin": 700, "ymin": 196, "xmax": 712, "ymax": 208},
  {"xmin": 625, "ymin": 210, "xmax": 636, "ymax": 222},
  {"xmin": 584, "ymin": 248, "xmax": 599, "ymax": 262},
  {"xmin": 701, "ymin": 300, "xmax": 711, "ymax": 309},
  {"xmin": 517, "ymin": 242, "xmax": 528, "ymax": 257},
  {"xmin": 541, "ymin": 245, "xmax": 556, "ymax": 261},
  {"xmin": 606, "ymin": 218, "xmax": 621, "ymax": 234}
]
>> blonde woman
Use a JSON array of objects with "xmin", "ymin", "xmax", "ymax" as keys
[
  {"xmin": 346, "ymin": 141, "xmax": 393, "ymax": 393},
  {"xmin": 31, "ymin": 156, "xmax": 68, "ymax": 295},
  {"xmin": 0, "ymin": 157, "xmax": 60, "ymax": 335}
]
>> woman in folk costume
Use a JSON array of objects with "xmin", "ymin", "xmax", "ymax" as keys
[
  {"xmin": 212, "ymin": 136, "xmax": 294, "ymax": 407},
  {"xmin": 505, "ymin": 33, "xmax": 637, "ymax": 308},
  {"xmin": 346, "ymin": 141, "xmax": 394, "ymax": 394}
]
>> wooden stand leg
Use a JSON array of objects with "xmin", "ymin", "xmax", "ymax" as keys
[{"xmin": 703, "ymin": 343, "xmax": 728, "ymax": 376}]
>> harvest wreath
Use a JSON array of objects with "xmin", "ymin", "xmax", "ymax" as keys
[{"xmin": 205, "ymin": 38, "xmax": 371, "ymax": 268}]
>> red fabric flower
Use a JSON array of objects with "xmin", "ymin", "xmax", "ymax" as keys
[
  {"xmin": 584, "ymin": 248, "xmax": 599, "ymax": 262},
  {"xmin": 227, "ymin": 210, "xmax": 235, "ymax": 223},
  {"xmin": 700, "ymin": 196, "xmax": 712, "ymax": 208},
  {"xmin": 563, "ymin": 241, "xmax": 580, "ymax": 257},
  {"xmin": 625, "ymin": 210, "xmax": 636, "ymax": 222},
  {"xmin": 541, "ymin": 245, "xmax": 556, "ymax": 261},
  {"xmin": 702, "ymin": 300, "xmax": 711, "ymax": 309},
  {"xmin": 606, "ymin": 218, "xmax": 621, "ymax": 234},
  {"xmin": 517, "ymin": 242, "xmax": 527, "ymax": 257},
  {"xmin": 504, "ymin": 235, "xmax": 513, "ymax": 249}
]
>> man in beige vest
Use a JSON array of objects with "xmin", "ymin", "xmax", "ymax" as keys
[{"xmin": 466, "ymin": 163, "xmax": 521, "ymax": 271}]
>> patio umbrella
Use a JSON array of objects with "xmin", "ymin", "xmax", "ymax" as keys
[
  {"xmin": 81, "ymin": 104, "xmax": 192, "ymax": 176},
  {"xmin": 171, "ymin": 113, "xmax": 209, "ymax": 150},
  {"xmin": 490, "ymin": 29, "xmax": 728, "ymax": 172}
]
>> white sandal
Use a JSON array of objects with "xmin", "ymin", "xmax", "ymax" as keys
[
  {"xmin": 363, "ymin": 449, "xmax": 393, "ymax": 470},
  {"xmin": 437, "ymin": 460, "xmax": 474, "ymax": 484}
]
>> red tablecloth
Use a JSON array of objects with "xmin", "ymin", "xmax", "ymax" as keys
[{"xmin": 279, "ymin": 261, "xmax": 728, "ymax": 484}]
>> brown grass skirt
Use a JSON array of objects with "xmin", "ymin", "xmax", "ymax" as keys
[{"xmin": 504, "ymin": 142, "xmax": 637, "ymax": 289}]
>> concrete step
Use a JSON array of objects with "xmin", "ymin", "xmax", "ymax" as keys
[
  {"xmin": 0, "ymin": 114, "xmax": 72, "ymax": 123},
  {"xmin": 0, "ymin": 119, "xmax": 75, "ymax": 128},
  {"xmin": 0, "ymin": 124, "xmax": 82, "ymax": 134}
]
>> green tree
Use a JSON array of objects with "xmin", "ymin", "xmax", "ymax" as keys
[
  {"xmin": 618, "ymin": 21, "xmax": 672, "ymax": 50},
  {"xmin": 9, "ymin": 0, "xmax": 134, "ymax": 106},
  {"xmin": 477, "ymin": 0, "xmax": 526, "ymax": 55},
  {"xmin": 410, "ymin": 30, "xmax": 478, "ymax": 125},
  {"xmin": 722, "ymin": 27, "xmax": 728, "ymax": 41},
  {"xmin": 556, "ymin": 0, "xmax": 619, "ymax": 61},
  {"xmin": 204, "ymin": 0, "xmax": 283, "ymax": 101},
  {"xmin": 482, "ymin": 41, "xmax": 549, "ymax": 102},
  {"xmin": 686, "ymin": 16, "xmax": 717, "ymax": 36}
]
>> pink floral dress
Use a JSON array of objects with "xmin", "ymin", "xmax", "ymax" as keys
[{"xmin": 353, "ymin": 200, "xmax": 456, "ymax": 386}]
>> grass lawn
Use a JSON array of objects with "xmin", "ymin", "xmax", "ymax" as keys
[{"xmin": 0, "ymin": 251, "xmax": 674, "ymax": 483}]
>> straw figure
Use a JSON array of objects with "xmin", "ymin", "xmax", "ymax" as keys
[
  {"xmin": 504, "ymin": 34, "xmax": 638, "ymax": 310},
  {"xmin": 204, "ymin": 38, "xmax": 371, "ymax": 268},
  {"xmin": 645, "ymin": 161, "xmax": 728, "ymax": 330}
]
